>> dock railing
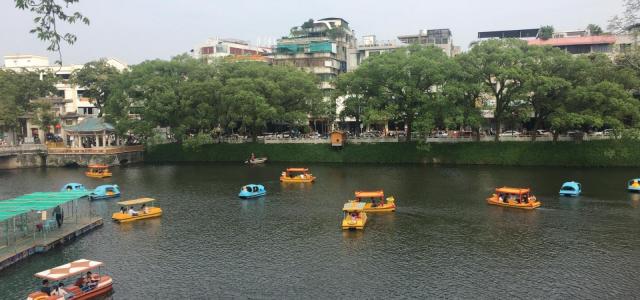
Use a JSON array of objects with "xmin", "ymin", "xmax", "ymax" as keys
[{"xmin": 47, "ymin": 145, "xmax": 144, "ymax": 154}]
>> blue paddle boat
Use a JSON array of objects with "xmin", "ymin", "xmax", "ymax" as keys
[
  {"xmin": 559, "ymin": 181, "xmax": 581, "ymax": 197},
  {"xmin": 90, "ymin": 184, "xmax": 121, "ymax": 200},
  {"xmin": 238, "ymin": 184, "xmax": 266, "ymax": 199},
  {"xmin": 628, "ymin": 178, "xmax": 640, "ymax": 192},
  {"xmin": 60, "ymin": 183, "xmax": 86, "ymax": 192}
]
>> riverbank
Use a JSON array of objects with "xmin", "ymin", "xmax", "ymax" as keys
[{"xmin": 145, "ymin": 140, "xmax": 640, "ymax": 167}]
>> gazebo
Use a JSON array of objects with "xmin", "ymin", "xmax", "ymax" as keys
[{"xmin": 64, "ymin": 117, "xmax": 120, "ymax": 148}]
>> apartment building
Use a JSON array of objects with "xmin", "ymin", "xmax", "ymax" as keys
[
  {"xmin": 397, "ymin": 29, "xmax": 460, "ymax": 57},
  {"xmin": 347, "ymin": 35, "xmax": 405, "ymax": 72},
  {"xmin": 192, "ymin": 38, "xmax": 271, "ymax": 63}
]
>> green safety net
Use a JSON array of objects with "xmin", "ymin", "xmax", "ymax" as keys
[
  {"xmin": 276, "ymin": 44, "xmax": 300, "ymax": 53},
  {"xmin": 0, "ymin": 191, "xmax": 91, "ymax": 222},
  {"xmin": 309, "ymin": 41, "xmax": 333, "ymax": 53}
]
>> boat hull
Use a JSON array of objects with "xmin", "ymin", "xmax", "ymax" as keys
[
  {"xmin": 487, "ymin": 197, "xmax": 541, "ymax": 210},
  {"xmin": 85, "ymin": 172, "xmax": 112, "ymax": 178},
  {"xmin": 246, "ymin": 158, "xmax": 268, "ymax": 164},
  {"xmin": 112, "ymin": 207, "xmax": 162, "ymax": 223},
  {"xmin": 280, "ymin": 176, "xmax": 316, "ymax": 183},
  {"xmin": 559, "ymin": 192, "xmax": 580, "ymax": 197},
  {"xmin": 362, "ymin": 202, "xmax": 396, "ymax": 212},
  {"xmin": 91, "ymin": 193, "xmax": 121, "ymax": 200},
  {"xmin": 28, "ymin": 275, "xmax": 113, "ymax": 300},
  {"xmin": 342, "ymin": 216, "xmax": 367, "ymax": 230},
  {"xmin": 239, "ymin": 191, "xmax": 266, "ymax": 199},
  {"xmin": 628, "ymin": 187, "xmax": 640, "ymax": 193}
]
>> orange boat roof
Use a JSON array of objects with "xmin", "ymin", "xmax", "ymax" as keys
[
  {"xmin": 355, "ymin": 190, "xmax": 384, "ymax": 198},
  {"xmin": 286, "ymin": 168, "xmax": 308, "ymax": 172},
  {"xmin": 34, "ymin": 259, "xmax": 103, "ymax": 281},
  {"xmin": 88, "ymin": 164, "xmax": 109, "ymax": 168},
  {"xmin": 496, "ymin": 187, "xmax": 530, "ymax": 194}
]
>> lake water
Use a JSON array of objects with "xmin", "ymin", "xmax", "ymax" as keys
[{"xmin": 1, "ymin": 163, "xmax": 639, "ymax": 299}]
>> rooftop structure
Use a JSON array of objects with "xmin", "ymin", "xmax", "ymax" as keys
[
  {"xmin": 192, "ymin": 38, "xmax": 271, "ymax": 63},
  {"xmin": 477, "ymin": 28, "xmax": 540, "ymax": 40},
  {"xmin": 397, "ymin": 29, "xmax": 458, "ymax": 57}
]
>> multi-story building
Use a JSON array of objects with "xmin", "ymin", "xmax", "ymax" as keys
[
  {"xmin": 272, "ymin": 18, "xmax": 356, "ymax": 93},
  {"xmin": 192, "ymin": 38, "xmax": 271, "ymax": 63},
  {"xmin": 477, "ymin": 28, "xmax": 540, "ymax": 41},
  {"xmin": 347, "ymin": 35, "xmax": 405, "ymax": 71},
  {"xmin": 397, "ymin": 29, "xmax": 459, "ymax": 57},
  {"xmin": 2, "ymin": 54, "xmax": 127, "ymax": 143},
  {"xmin": 271, "ymin": 18, "xmax": 357, "ymax": 133}
]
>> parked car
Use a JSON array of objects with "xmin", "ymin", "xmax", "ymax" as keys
[
  {"xmin": 603, "ymin": 129, "xmax": 615, "ymax": 136},
  {"xmin": 535, "ymin": 130, "xmax": 551, "ymax": 137},
  {"xmin": 434, "ymin": 130, "xmax": 448, "ymax": 138},
  {"xmin": 499, "ymin": 130, "xmax": 521, "ymax": 137}
]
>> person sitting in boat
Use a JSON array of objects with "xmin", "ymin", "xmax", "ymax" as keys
[
  {"xmin": 350, "ymin": 212, "xmax": 358, "ymax": 221},
  {"xmin": 250, "ymin": 153, "xmax": 256, "ymax": 161},
  {"xmin": 141, "ymin": 204, "xmax": 149, "ymax": 214},
  {"xmin": 281, "ymin": 171, "xmax": 286, "ymax": 177},
  {"xmin": 40, "ymin": 279, "xmax": 52, "ymax": 296},
  {"xmin": 75, "ymin": 276, "xmax": 86, "ymax": 289},
  {"xmin": 128, "ymin": 206, "xmax": 139, "ymax": 216},
  {"xmin": 523, "ymin": 194, "xmax": 529, "ymax": 204},
  {"xmin": 120, "ymin": 206, "xmax": 127, "ymax": 214},
  {"xmin": 56, "ymin": 282, "xmax": 73, "ymax": 299},
  {"xmin": 498, "ymin": 193, "xmax": 504, "ymax": 202},
  {"xmin": 371, "ymin": 197, "xmax": 377, "ymax": 207},
  {"xmin": 85, "ymin": 271, "xmax": 98, "ymax": 289}
]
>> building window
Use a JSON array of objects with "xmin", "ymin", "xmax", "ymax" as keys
[{"xmin": 201, "ymin": 46, "xmax": 214, "ymax": 55}]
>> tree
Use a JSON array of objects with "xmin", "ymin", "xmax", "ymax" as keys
[
  {"xmin": 218, "ymin": 62, "xmax": 321, "ymax": 140},
  {"xmin": 14, "ymin": 0, "xmax": 89, "ymax": 64},
  {"xmin": 538, "ymin": 26, "xmax": 555, "ymax": 40},
  {"xmin": 609, "ymin": 0, "xmax": 640, "ymax": 32},
  {"xmin": 550, "ymin": 81, "xmax": 640, "ymax": 136},
  {"xmin": 337, "ymin": 45, "xmax": 453, "ymax": 141},
  {"xmin": 72, "ymin": 59, "xmax": 121, "ymax": 117},
  {"xmin": 465, "ymin": 39, "xmax": 529, "ymax": 141},
  {"xmin": 524, "ymin": 46, "xmax": 573, "ymax": 141},
  {"xmin": 587, "ymin": 24, "xmax": 604, "ymax": 35}
]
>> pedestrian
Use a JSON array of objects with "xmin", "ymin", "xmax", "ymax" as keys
[{"xmin": 54, "ymin": 205, "xmax": 63, "ymax": 227}]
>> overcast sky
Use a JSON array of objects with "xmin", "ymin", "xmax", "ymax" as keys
[{"xmin": 0, "ymin": 0, "xmax": 624, "ymax": 65}]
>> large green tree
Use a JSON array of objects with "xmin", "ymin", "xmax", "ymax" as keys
[
  {"xmin": 0, "ymin": 69, "xmax": 56, "ymax": 135},
  {"xmin": 465, "ymin": 39, "xmax": 529, "ymax": 141},
  {"xmin": 72, "ymin": 59, "xmax": 121, "ymax": 117},
  {"xmin": 337, "ymin": 45, "xmax": 453, "ymax": 141}
]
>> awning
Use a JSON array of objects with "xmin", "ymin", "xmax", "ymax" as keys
[
  {"xmin": 34, "ymin": 259, "xmax": 103, "ymax": 280},
  {"xmin": 496, "ymin": 187, "xmax": 530, "ymax": 195},
  {"xmin": 355, "ymin": 191, "xmax": 384, "ymax": 198},
  {"xmin": 117, "ymin": 198, "xmax": 156, "ymax": 206},
  {"xmin": 286, "ymin": 168, "xmax": 308, "ymax": 172},
  {"xmin": 343, "ymin": 202, "xmax": 366, "ymax": 211},
  {"xmin": 0, "ymin": 191, "xmax": 91, "ymax": 222}
]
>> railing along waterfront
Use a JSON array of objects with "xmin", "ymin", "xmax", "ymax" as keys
[
  {"xmin": 47, "ymin": 145, "xmax": 144, "ymax": 154},
  {"xmin": 0, "ymin": 144, "xmax": 47, "ymax": 155}
]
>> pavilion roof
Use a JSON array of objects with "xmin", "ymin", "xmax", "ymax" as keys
[{"xmin": 64, "ymin": 117, "xmax": 115, "ymax": 133}]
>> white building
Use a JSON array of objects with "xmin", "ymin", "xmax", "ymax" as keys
[
  {"xmin": 2, "ymin": 54, "xmax": 127, "ymax": 144},
  {"xmin": 192, "ymin": 38, "xmax": 271, "ymax": 63}
]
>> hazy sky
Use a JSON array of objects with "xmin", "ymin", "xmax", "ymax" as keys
[{"xmin": 0, "ymin": 0, "xmax": 624, "ymax": 65}]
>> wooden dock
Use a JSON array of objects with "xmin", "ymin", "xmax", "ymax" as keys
[{"xmin": 0, "ymin": 217, "xmax": 103, "ymax": 272}]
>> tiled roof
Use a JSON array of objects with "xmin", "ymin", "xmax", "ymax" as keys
[{"xmin": 528, "ymin": 35, "xmax": 616, "ymax": 47}]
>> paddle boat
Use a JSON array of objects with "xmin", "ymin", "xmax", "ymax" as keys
[
  {"xmin": 245, "ymin": 157, "xmax": 268, "ymax": 165},
  {"xmin": 628, "ymin": 178, "xmax": 640, "ymax": 192},
  {"xmin": 559, "ymin": 181, "xmax": 582, "ymax": 197},
  {"xmin": 112, "ymin": 198, "xmax": 162, "ymax": 223},
  {"xmin": 280, "ymin": 168, "xmax": 316, "ymax": 183},
  {"xmin": 85, "ymin": 164, "xmax": 112, "ymax": 178},
  {"xmin": 90, "ymin": 184, "xmax": 121, "ymax": 200},
  {"xmin": 487, "ymin": 187, "xmax": 541, "ymax": 210},
  {"xmin": 238, "ymin": 184, "xmax": 266, "ymax": 199},
  {"xmin": 353, "ymin": 190, "xmax": 396, "ymax": 212},
  {"xmin": 27, "ymin": 259, "xmax": 113, "ymax": 300},
  {"xmin": 342, "ymin": 201, "xmax": 368, "ymax": 230},
  {"xmin": 60, "ymin": 183, "xmax": 87, "ymax": 192}
]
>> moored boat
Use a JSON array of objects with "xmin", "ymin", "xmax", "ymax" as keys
[
  {"xmin": 353, "ymin": 190, "xmax": 396, "ymax": 212},
  {"xmin": 60, "ymin": 183, "xmax": 87, "ymax": 192},
  {"xmin": 27, "ymin": 259, "xmax": 113, "ymax": 300},
  {"xmin": 628, "ymin": 178, "xmax": 640, "ymax": 192},
  {"xmin": 245, "ymin": 157, "xmax": 268, "ymax": 164},
  {"xmin": 280, "ymin": 168, "xmax": 316, "ymax": 183},
  {"xmin": 559, "ymin": 181, "xmax": 581, "ymax": 197},
  {"xmin": 90, "ymin": 184, "xmax": 121, "ymax": 200},
  {"xmin": 487, "ymin": 187, "xmax": 541, "ymax": 210},
  {"xmin": 112, "ymin": 198, "xmax": 162, "ymax": 223},
  {"xmin": 85, "ymin": 165, "xmax": 112, "ymax": 178},
  {"xmin": 342, "ymin": 201, "xmax": 367, "ymax": 230},
  {"xmin": 239, "ymin": 184, "xmax": 266, "ymax": 198}
]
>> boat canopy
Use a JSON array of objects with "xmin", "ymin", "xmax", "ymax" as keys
[
  {"xmin": 117, "ymin": 198, "xmax": 155, "ymax": 206},
  {"xmin": 34, "ymin": 259, "xmax": 103, "ymax": 281},
  {"xmin": 355, "ymin": 191, "xmax": 384, "ymax": 199},
  {"xmin": 496, "ymin": 187, "xmax": 530, "ymax": 195},
  {"xmin": 343, "ymin": 202, "xmax": 366, "ymax": 212},
  {"xmin": 0, "ymin": 191, "xmax": 91, "ymax": 222},
  {"xmin": 88, "ymin": 164, "xmax": 109, "ymax": 169},
  {"xmin": 286, "ymin": 168, "xmax": 308, "ymax": 172}
]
